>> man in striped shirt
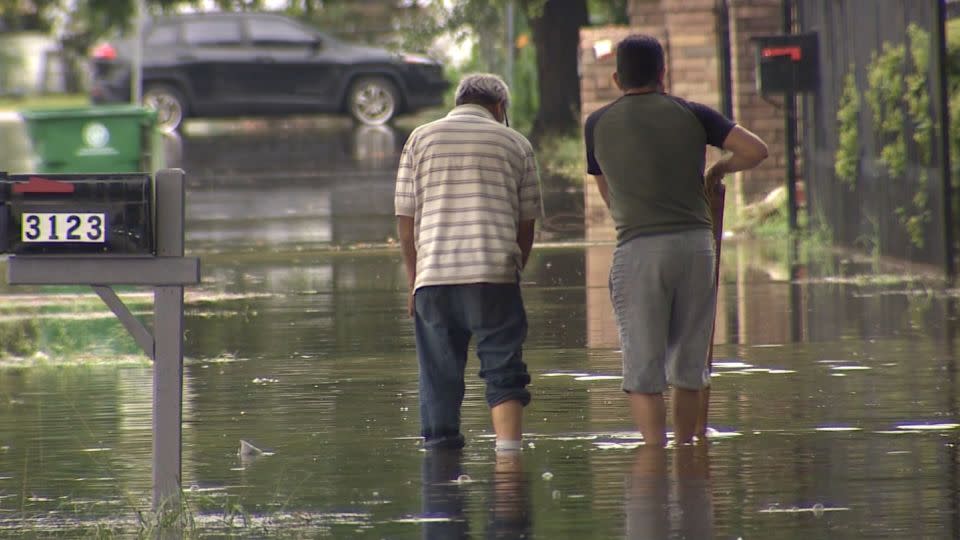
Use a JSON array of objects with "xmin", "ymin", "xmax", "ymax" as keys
[{"xmin": 395, "ymin": 73, "xmax": 541, "ymax": 452}]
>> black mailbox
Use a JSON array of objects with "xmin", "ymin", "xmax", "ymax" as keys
[
  {"xmin": 753, "ymin": 33, "xmax": 818, "ymax": 94},
  {"xmin": 0, "ymin": 172, "xmax": 154, "ymax": 255}
]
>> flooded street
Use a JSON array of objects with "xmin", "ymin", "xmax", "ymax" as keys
[{"xmin": 0, "ymin": 119, "xmax": 958, "ymax": 538}]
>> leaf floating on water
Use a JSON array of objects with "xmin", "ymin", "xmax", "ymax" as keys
[
  {"xmin": 830, "ymin": 365, "xmax": 871, "ymax": 371},
  {"xmin": 815, "ymin": 426, "xmax": 861, "ymax": 432}
]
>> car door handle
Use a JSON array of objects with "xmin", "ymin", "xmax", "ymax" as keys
[
  {"xmin": 177, "ymin": 55, "xmax": 196, "ymax": 62},
  {"xmin": 255, "ymin": 57, "xmax": 275, "ymax": 63}
]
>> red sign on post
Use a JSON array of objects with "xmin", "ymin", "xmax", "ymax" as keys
[
  {"xmin": 13, "ymin": 177, "xmax": 76, "ymax": 194},
  {"xmin": 762, "ymin": 46, "xmax": 803, "ymax": 61}
]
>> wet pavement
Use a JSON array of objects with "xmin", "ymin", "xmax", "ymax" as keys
[{"xmin": 0, "ymin": 118, "xmax": 958, "ymax": 537}]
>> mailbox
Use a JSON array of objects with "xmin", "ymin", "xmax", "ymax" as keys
[
  {"xmin": 753, "ymin": 33, "xmax": 818, "ymax": 94},
  {"xmin": 0, "ymin": 172, "xmax": 154, "ymax": 255}
]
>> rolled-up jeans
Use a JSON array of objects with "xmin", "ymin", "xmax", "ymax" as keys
[{"xmin": 414, "ymin": 283, "xmax": 531, "ymax": 449}]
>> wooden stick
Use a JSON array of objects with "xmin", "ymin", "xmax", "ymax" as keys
[{"xmin": 696, "ymin": 182, "xmax": 725, "ymax": 439}]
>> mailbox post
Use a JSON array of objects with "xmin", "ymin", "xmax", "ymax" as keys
[
  {"xmin": 752, "ymin": 31, "xmax": 818, "ymax": 232},
  {"xmin": 0, "ymin": 168, "xmax": 199, "ymax": 512}
]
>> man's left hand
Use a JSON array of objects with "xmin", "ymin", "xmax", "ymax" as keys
[
  {"xmin": 407, "ymin": 291, "xmax": 415, "ymax": 318},
  {"xmin": 704, "ymin": 165, "xmax": 725, "ymax": 196}
]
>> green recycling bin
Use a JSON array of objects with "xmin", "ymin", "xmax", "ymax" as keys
[{"xmin": 20, "ymin": 104, "xmax": 158, "ymax": 174}]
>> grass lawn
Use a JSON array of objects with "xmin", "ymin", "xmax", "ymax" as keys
[{"xmin": 0, "ymin": 93, "xmax": 90, "ymax": 112}]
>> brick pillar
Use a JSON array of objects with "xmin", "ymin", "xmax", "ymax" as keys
[
  {"xmin": 628, "ymin": 0, "xmax": 665, "ymax": 26},
  {"xmin": 660, "ymin": 0, "xmax": 722, "ymax": 111},
  {"xmin": 728, "ymin": 0, "xmax": 784, "ymax": 205}
]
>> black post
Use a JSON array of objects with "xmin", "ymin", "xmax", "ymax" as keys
[
  {"xmin": 783, "ymin": 0, "xmax": 799, "ymax": 232},
  {"xmin": 716, "ymin": 0, "xmax": 734, "ymax": 119},
  {"xmin": 937, "ymin": 0, "xmax": 956, "ymax": 278}
]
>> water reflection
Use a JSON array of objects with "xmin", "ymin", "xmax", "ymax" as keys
[
  {"xmin": 625, "ymin": 445, "xmax": 713, "ymax": 539},
  {"xmin": 488, "ymin": 452, "xmax": 532, "ymax": 539},
  {"xmin": 421, "ymin": 449, "xmax": 469, "ymax": 539},
  {"xmin": 178, "ymin": 122, "xmax": 408, "ymax": 251},
  {"xmin": 421, "ymin": 449, "xmax": 532, "ymax": 540},
  {"xmin": 2, "ymin": 119, "xmax": 960, "ymax": 537},
  {"xmin": 178, "ymin": 119, "xmax": 404, "ymax": 185}
]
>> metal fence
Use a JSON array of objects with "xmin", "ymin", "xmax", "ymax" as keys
[{"xmin": 797, "ymin": 0, "xmax": 954, "ymax": 274}]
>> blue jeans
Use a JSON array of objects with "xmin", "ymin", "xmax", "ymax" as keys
[{"xmin": 414, "ymin": 283, "xmax": 531, "ymax": 449}]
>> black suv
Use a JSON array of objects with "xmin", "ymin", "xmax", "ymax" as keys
[{"xmin": 90, "ymin": 12, "xmax": 449, "ymax": 131}]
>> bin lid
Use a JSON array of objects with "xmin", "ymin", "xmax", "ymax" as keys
[{"xmin": 20, "ymin": 104, "xmax": 157, "ymax": 121}]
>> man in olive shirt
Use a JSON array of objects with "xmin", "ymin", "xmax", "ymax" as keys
[{"xmin": 585, "ymin": 34, "xmax": 768, "ymax": 446}]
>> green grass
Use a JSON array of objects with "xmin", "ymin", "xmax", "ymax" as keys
[{"xmin": 0, "ymin": 93, "xmax": 90, "ymax": 112}]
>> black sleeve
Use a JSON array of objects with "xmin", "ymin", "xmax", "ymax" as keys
[
  {"xmin": 584, "ymin": 107, "xmax": 604, "ymax": 175},
  {"xmin": 682, "ymin": 100, "xmax": 736, "ymax": 148}
]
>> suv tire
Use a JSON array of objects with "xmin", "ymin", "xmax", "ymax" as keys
[
  {"xmin": 143, "ymin": 83, "xmax": 188, "ymax": 132},
  {"xmin": 347, "ymin": 77, "xmax": 398, "ymax": 125}
]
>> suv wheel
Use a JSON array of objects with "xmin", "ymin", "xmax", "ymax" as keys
[
  {"xmin": 348, "ymin": 77, "xmax": 398, "ymax": 125},
  {"xmin": 143, "ymin": 84, "xmax": 187, "ymax": 132}
]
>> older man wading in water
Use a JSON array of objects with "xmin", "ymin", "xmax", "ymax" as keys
[
  {"xmin": 395, "ymin": 73, "xmax": 541, "ymax": 452},
  {"xmin": 585, "ymin": 34, "xmax": 768, "ymax": 446}
]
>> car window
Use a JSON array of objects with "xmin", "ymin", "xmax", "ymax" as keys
[
  {"xmin": 183, "ymin": 20, "xmax": 243, "ymax": 46},
  {"xmin": 146, "ymin": 24, "xmax": 178, "ymax": 46},
  {"xmin": 247, "ymin": 18, "xmax": 315, "ymax": 45}
]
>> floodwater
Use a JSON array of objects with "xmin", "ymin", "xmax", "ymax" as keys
[{"xmin": 0, "ymin": 117, "xmax": 958, "ymax": 538}]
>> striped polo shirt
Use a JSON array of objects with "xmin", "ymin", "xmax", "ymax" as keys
[{"xmin": 395, "ymin": 104, "xmax": 541, "ymax": 290}]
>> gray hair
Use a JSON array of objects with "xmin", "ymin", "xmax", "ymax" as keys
[{"xmin": 454, "ymin": 73, "xmax": 511, "ymax": 107}]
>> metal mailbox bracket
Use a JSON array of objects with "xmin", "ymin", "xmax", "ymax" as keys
[{"xmin": 6, "ymin": 168, "xmax": 198, "ymax": 513}]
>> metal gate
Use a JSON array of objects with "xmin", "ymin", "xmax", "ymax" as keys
[{"xmin": 796, "ymin": 0, "xmax": 954, "ymax": 274}]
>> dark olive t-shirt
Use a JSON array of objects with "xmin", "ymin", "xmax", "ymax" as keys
[{"xmin": 584, "ymin": 93, "xmax": 735, "ymax": 244}]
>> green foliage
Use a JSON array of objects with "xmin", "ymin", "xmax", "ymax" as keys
[
  {"xmin": 903, "ymin": 24, "xmax": 934, "ymax": 249},
  {"xmin": 865, "ymin": 42, "xmax": 907, "ymax": 178},
  {"xmin": 438, "ymin": 3, "xmax": 540, "ymax": 136},
  {"xmin": 537, "ymin": 132, "xmax": 585, "ymax": 186},
  {"xmin": 862, "ymin": 24, "xmax": 933, "ymax": 249},
  {"xmin": 510, "ymin": 36, "xmax": 540, "ymax": 136},
  {"xmin": 0, "ymin": 320, "xmax": 40, "ymax": 357},
  {"xmin": 0, "ymin": 47, "xmax": 23, "ymax": 95},
  {"xmin": 834, "ymin": 69, "xmax": 860, "ymax": 188},
  {"xmin": 588, "ymin": 0, "xmax": 629, "ymax": 24}
]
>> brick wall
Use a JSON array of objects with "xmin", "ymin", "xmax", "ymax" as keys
[
  {"xmin": 662, "ymin": 0, "xmax": 722, "ymax": 111},
  {"xmin": 728, "ymin": 0, "xmax": 784, "ymax": 205}
]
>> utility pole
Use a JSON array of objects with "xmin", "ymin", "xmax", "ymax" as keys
[
  {"xmin": 505, "ymin": 0, "xmax": 515, "ymax": 88},
  {"xmin": 131, "ymin": 0, "xmax": 146, "ymax": 104}
]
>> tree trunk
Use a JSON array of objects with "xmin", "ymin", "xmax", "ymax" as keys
[{"xmin": 524, "ymin": 0, "xmax": 589, "ymax": 144}]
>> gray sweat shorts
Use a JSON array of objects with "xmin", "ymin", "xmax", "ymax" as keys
[{"xmin": 609, "ymin": 228, "xmax": 716, "ymax": 394}]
